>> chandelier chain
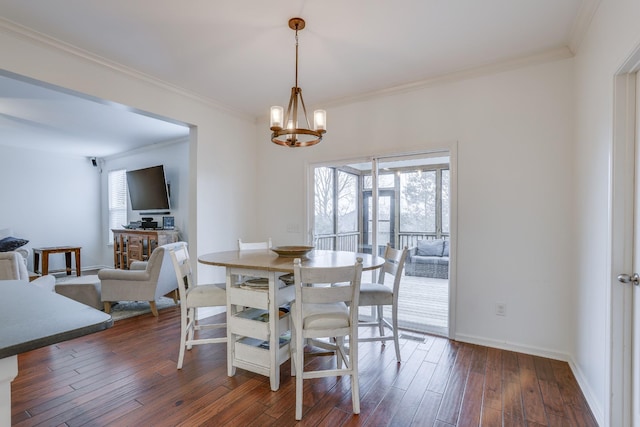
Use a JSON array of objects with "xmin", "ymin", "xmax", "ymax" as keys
[{"xmin": 294, "ymin": 25, "xmax": 299, "ymax": 88}]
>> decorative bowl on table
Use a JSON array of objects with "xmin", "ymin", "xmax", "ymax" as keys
[{"xmin": 270, "ymin": 245, "xmax": 314, "ymax": 258}]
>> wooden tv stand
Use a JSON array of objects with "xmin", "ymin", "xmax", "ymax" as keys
[{"xmin": 112, "ymin": 229, "xmax": 179, "ymax": 269}]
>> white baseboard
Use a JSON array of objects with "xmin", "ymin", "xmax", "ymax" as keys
[
  {"xmin": 454, "ymin": 332, "xmax": 570, "ymax": 361},
  {"xmin": 566, "ymin": 357, "xmax": 604, "ymax": 426},
  {"xmin": 82, "ymin": 265, "xmax": 111, "ymax": 271},
  {"xmin": 49, "ymin": 265, "xmax": 110, "ymax": 276}
]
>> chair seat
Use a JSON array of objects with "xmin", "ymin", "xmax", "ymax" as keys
[
  {"xmin": 292, "ymin": 301, "xmax": 349, "ymax": 330},
  {"xmin": 186, "ymin": 283, "xmax": 226, "ymax": 307},
  {"xmin": 358, "ymin": 282, "xmax": 393, "ymax": 306}
]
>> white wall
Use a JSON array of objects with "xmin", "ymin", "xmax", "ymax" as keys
[
  {"xmin": 257, "ymin": 59, "xmax": 575, "ymax": 356},
  {"xmin": 572, "ymin": 0, "xmax": 640, "ymax": 423},
  {"xmin": 0, "ymin": 22, "xmax": 258, "ymax": 285},
  {"xmin": 0, "ymin": 145, "xmax": 102, "ymax": 272},
  {"xmin": 100, "ymin": 139, "xmax": 189, "ymax": 267}
]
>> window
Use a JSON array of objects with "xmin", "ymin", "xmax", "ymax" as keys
[
  {"xmin": 108, "ymin": 169, "xmax": 128, "ymax": 244},
  {"xmin": 336, "ymin": 171, "xmax": 358, "ymax": 233},
  {"xmin": 314, "ymin": 167, "xmax": 334, "ymax": 235},
  {"xmin": 399, "ymin": 167, "xmax": 449, "ymax": 238},
  {"xmin": 313, "ymin": 167, "xmax": 359, "ymax": 250},
  {"xmin": 400, "ymin": 170, "xmax": 436, "ymax": 233},
  {"xmin": 442, "ymin": 169, "xmax": 450, "ymax": 233}
]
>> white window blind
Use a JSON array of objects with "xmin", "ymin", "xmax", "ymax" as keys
[{"xmin": 108, "ymin": 169, "xmax": 128, "ymax": 244}]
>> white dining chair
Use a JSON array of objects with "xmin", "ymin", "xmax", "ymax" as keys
[
  {"xmin": 290, "ymin": 257, "xmax": 363, "ymax": 420},
  {"xmin": 237, "ymin": 238, "xmax": 272, "ymax": 250},
  {"xmin": 356, "ymin": 243, "xmax": 408, "ymax": 362},
  {"xmin": 236, "ymin": 238, "xmax": 272, "ymax": 285},
  {"xmin": 237, "ymin": 238, "xmax": 293, "ymax": 285},
  {"xmin": 169, "ymin": 245, "xmax": 227, "ymax": 370}
]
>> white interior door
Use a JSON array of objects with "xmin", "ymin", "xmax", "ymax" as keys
[
  {"xmin": 608, "ymin": 47, "xmax": 640, "ymax": 427},
  {"xmin": 633, "ymin": 71, "xmax": 640, "ymax": 426},
  {"xmin": 620, "ymin": 70, "xmax": 640, "ymax": 426}
]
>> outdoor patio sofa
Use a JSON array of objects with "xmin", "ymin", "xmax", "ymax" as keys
[{"xmin": 405, "ymin": 238, "xmax": 449, "ymax": 279}]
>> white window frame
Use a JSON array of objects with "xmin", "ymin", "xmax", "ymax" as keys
[{"xmin": 108, "ymin": 169, "xmax": 128, "ymax": 245}]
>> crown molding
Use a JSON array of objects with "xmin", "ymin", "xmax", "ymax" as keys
[
  {"xmin": 102, "ymin": 136, "xmax": 190, "ymax": 162},
  {"xmin": 320, "ymin": 46, "xmax": 575, "ymax": 111},
  {"xmin": 0, "ymin": 17, "xmax": 253, "ymax": 122},
  {"xmin": 568, "ymin": 0, "xmax": 601, "ymax": 54}
]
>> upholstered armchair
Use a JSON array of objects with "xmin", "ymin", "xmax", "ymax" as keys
[
  {"xmin": 0, "ymin": 252, "xmax": 56, "ymax": 291},
  {"xmin": 99, "ymin": 241, "xmax": 185, "ymax": 316}
]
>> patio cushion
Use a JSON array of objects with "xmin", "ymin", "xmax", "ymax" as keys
[{"xmin": 417, "ymin": 239, "xmax": 444, "ymax": 257}]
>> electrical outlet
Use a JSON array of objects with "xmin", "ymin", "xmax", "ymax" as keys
[{"xmin": 495, "ymin": 303, "xmax": 506, "ymax": 316}]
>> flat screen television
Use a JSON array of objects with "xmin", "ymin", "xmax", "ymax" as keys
[{"xmin": 126, "ymin": 165, "xmax": 171, "ymax": 211}]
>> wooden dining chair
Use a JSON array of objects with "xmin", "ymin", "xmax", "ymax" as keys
[
  {"xmin": 290, "ymin": 257, "xmax": 363, "ymax": 420},
  {"xmin": 356, "ymin": 243, "xmax": 408, "ymax": 362},
  {"xmin": 169, "ymin": 245, "xmax": 227, "ymax": 369}
]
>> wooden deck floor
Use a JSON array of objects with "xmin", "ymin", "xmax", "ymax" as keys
[
  {"xmin": 393, "ymin": 275, "xmax": 449, "ymax": 336},
  {"xmin": 10, "ymin": 306, "xmax": 597, "ymax": 426}
]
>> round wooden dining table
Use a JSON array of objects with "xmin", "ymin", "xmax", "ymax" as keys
[
  {"xmin": 198, "ymin": 249, "xmax": 384, "ymax": 391},
  {"xmin": 198, "ymin": 248, "xmax": 385, "ymax": 272}
]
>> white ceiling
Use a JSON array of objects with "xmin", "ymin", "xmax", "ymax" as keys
[
  {"xmin": 0, "ymin": 0, "xmax": 596, "ymax": 157},
  {"xmin": 0, "ymin": 73, "xmax": 189, "ymax": 157}
]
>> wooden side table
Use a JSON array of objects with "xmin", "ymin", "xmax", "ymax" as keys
[{"xmin": 33, "ymin": 246, "xmax": 82, "ymax": 276}]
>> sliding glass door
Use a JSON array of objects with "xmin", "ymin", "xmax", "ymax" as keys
[
  {"xmin": 310, "ymin": 151, "xmax": 451, "ymax": 336},
  {"xmin": 363, "ymin": 190, "xmax": 394, "ymax": 256}
]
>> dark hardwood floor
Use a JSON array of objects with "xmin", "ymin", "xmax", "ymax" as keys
[{"xmin": 11, "ymin": 306, "xmax": 598, "ymax": 426}]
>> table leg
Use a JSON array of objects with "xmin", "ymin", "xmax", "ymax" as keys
[
  {"xmin": 75, "ymin": 248, "xmax": 81, "ymax": 276},
  {"xmin": 268, "ymin": 271, "xmax": 280, "ymax": 391},
  {"xmin": 226, "ymin": 269, "xmax": 236, "ymax": 377},
  {"xmin": 34, "ymin": 252, "xmax": 40, "ymax": 275},
  {"xmin": 65, "ymin": 251, "xmax": 72, "ymax": 275},
  {"xmin": 42, "ymin": 253, "xmax": 49, "ymax": 276}
]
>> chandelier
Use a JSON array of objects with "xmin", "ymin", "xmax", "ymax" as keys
[{"xmin": 270, "ymin": 17, "xmax": 326, "ymax": 147}]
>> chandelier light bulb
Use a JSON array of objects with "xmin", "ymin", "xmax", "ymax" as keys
[
  {"xmin": 314, "ymin": 110, "xmax": 326, "ymax": 131},
  {"xmin": 270, "ymin": 106, "xmax": 284, "ymax": 129}
]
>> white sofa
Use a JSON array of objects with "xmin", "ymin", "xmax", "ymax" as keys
[{"xmin": 0, "ymin": 252, "xmax": 55, "ymax": 292}]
